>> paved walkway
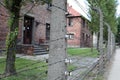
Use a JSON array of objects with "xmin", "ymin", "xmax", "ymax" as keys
[
  {"xmin": 107, "ymin": 48, "xmax": 120, "ymax": 80},
  {"xmin": 16, "ymin": 54, "xmax": 49, "ymax": 61}
]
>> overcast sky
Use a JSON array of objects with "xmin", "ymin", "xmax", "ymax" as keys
[
  {"xmin": 67, "ymin": 0, "xmax": 89, "ymax": 20},
  {"xmin": 116, "ymin": 0, "xmax": 120, "ymax": 17},
  {"xmin": 68, "ymin": 0, "xmax": 120, "ymax": 19}
]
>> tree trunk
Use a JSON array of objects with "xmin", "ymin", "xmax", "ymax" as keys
[
  {"xmin": 47, "ymin": 0, "xmax": 67, "ymax": 80},
  {"xmin": 5, "ymin": 0, "xmax": 22, "ymax": 75}
]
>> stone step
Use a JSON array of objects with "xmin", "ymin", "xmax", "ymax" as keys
[
  {"xmin": 33, "ymin": 51, "xmax": 47, "ymax": 55},
  {"xmin": 34, "ymin": 49, "xmax": 47, "ymax": 53},
  {"xmin": 33, "ymin": 45, "xmax": 48, "ymax": 55}
]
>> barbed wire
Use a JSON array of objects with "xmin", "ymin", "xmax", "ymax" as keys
[
  {"xmin": 0, "ymin": 58, "xmax": 65, "ymax": 79},
  {"xmin": 0, "ymin": 47, "xmax": 114, "ymax": 80},
  {"xmin": 68, "ymin": 50, "xmax": 112, "ymax": 80},
  {"xmin": 17, "ymin": 60, "xmax": 47, "ymax": 71},
  {"xmin": 0, "ymin": 1, "xmax": 115, "ymax": 80},
  {"xmin": 68, "ymin": 59, "xmax": 99, "ymax": 80}
]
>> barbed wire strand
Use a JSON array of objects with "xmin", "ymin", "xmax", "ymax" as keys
[{"xmin": 0, "ymin": 58, "xmax": 65, "ymax": 79}]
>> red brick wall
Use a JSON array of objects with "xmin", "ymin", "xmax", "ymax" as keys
[
  {"xmin": 31, "ymin": 4, "xmax": 51, "ymax": 44},
  {"xmin": 19, "ymin": 3, "xmax": 51, "ymax": 44},
  {"xmin": 80, "ymin": 18, "xmax": 92, "ymax": 47},
  {"xmin": 67, "ymin": 17, "xmax": 81, "ymax": 47},
  {"xmin": 67, "ymin": 5, "xmax": 92, "ymax": 47},
  {"xmin": 0, "ymin": 5, "xmax": 9, "ymax": 49}
]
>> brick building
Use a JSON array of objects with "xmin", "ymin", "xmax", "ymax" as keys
[
  {"xmin": 17, "ymin": 3, "xmax": 51, "ymax": 55},
  {"xmin": 0, "ymin": 2, "xmax": 92, "ymax": 54},
  {"xmin": 18, "ymin": 3, "xmax": 51, "ymax": 45},
  {"xmin": 0, "ymin": 2, "xmax": 51, "ymax": 55},
  {"xmin": 67, "ymin": 5, "xmax": 92, "ymax": 47}
]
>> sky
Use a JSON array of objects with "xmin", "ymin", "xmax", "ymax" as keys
[
  {"xmin": 67, "ymin": 0, "xmax": 120, "ymax": 19},
  {"xmin": 116, "ymin": 0, "xmax": 120, "ymax": 17},
  {"xmin": 67, "ymin": 0, "xmax": 90, "ymax": 20}
]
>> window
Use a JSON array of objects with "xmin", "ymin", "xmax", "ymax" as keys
[
  {"xmin": 46, "ymin": 23, "xmax": 50, "ymax": 29},
  {"xmin": 67, "ymin": 33, "xmax": 74, "ymax": 40},
  {"xmin": 68, "ymin": 18, "xmax": 73, "ymax": 26},
  {"xmin": 86, "ymin": 34, "xmax": 88, "ymax": 42},
  {"xmin": 82, "ymin": 33, "xmax": 85, "ymax": 41},
  {"xmin": 82, "ymin": 18, "xmax": 85, "ymax": 27}
]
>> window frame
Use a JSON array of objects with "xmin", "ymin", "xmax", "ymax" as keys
[
  {"xmin": 68, "ymin": 17, "xmax": 73, "ymax": 26},
  {"xmin": 67, "ymin": 33, "xmax": 74, "ymax": 40}
]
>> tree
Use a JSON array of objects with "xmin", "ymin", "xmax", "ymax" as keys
[
  {"xmin": 116, "ymin": 17, "xmax": 120, "ymax": 44},
  {"xmin": 88, "ymin": 0, "xmax": 117, "ymax": 48},
  {"xmin": 88, "ymin": 0, "xmax": 117, "ymax": 74},
  {"xmin": 4, "ymin": 0, "xmax": 22, "ymax": 75},
  {"xmin": 3, "ymin": 0, "xmax": 49, "ymax": 75}
]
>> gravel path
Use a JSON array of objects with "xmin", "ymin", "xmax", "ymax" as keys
[{"xmin": 67, "ymin": 56, "xmax": 98, "ymax": 80}]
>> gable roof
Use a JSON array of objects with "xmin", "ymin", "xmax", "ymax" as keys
[
  {"xmin": 67, "ymin": 4, "xmax": 81, "ymax": 17},
  {"xmin": 67, "ymin": 0, "xmax": 90, "ymax": 20}
]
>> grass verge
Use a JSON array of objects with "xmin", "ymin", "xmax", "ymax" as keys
[
  {"xmin": 0, "ymin": 58, "xmax": 47, "ymax": 80},
  {"xmin": 0, "ymin": 58, "xmax": 76, "ymax": 80},
  {"xmin": 67, "ymin": 48, "xmax": 99, "ymax": 57}
]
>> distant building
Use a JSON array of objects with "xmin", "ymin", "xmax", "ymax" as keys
[{"xmin": 67, "ymin": 5, "xmax": 92, "ymax": 47}]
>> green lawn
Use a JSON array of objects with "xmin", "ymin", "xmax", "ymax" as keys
[
  {"xmin": 0, "ymin": 58, "xmax": 76, "ymax": 80},
  {"xmin": 67, "ymin": 48, "xmax": 99, "ymax": 57},
  {"xmin": 0, "ymin": 48, "xmax": 98, "ymax": 79},
  {"xmin": 0, "ymin": 58, "xmax": 47, "ymax": 80}
]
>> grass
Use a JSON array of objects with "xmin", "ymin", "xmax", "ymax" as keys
[
  {"xmin": 0, "ymin": 58, "xmax": 5, "ymax": 74},
  {"xmin": 0, "ymin": 48, "xmax": 99, "ymax": 79},
  {"xmin": 0, "ymin": 58, "xmax": 76, "ymax": 80},
  {"xmin": 67, "ymin": 48, "xmax": 99, "ymax": 57},
  {"xmin": 0, "ymin": 58, "xmax": 47, "ymax": 80},
  {"xmin": 68, "ymin": 64, "xmax": 77, "ymax": 72},
  {"xmin": 93, "ymin": 75, "xmax": 104, "ymax": 80}
]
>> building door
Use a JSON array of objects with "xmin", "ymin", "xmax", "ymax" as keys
[{"xmin": 23, "ymin": 15, "xmax": 34, "ymax": 44}]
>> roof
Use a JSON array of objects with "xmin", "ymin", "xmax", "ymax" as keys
[
  {"xmin": 67, "ymin": 4, "xmax": 81, "ymax": 17},
  {"xmin": 67, "ymin": 0, "xmax": 90, "ymax": 21}
]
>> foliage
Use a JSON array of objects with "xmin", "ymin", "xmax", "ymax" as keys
[
  {"xmin": 116, "ymin": 17, "xmax": 120, "ymax": 43},
  {"xmin": 88, "ymin": 0, "xmax": 117, "ymax": 40},
  {"xmin": 88, "ymin": 10, "xmax": 99, "ymax": 34}
]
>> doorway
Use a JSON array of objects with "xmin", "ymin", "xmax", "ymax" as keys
[{"xmin": 23, "ymin": 15, "xmax": 34, "ymax": 44}]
